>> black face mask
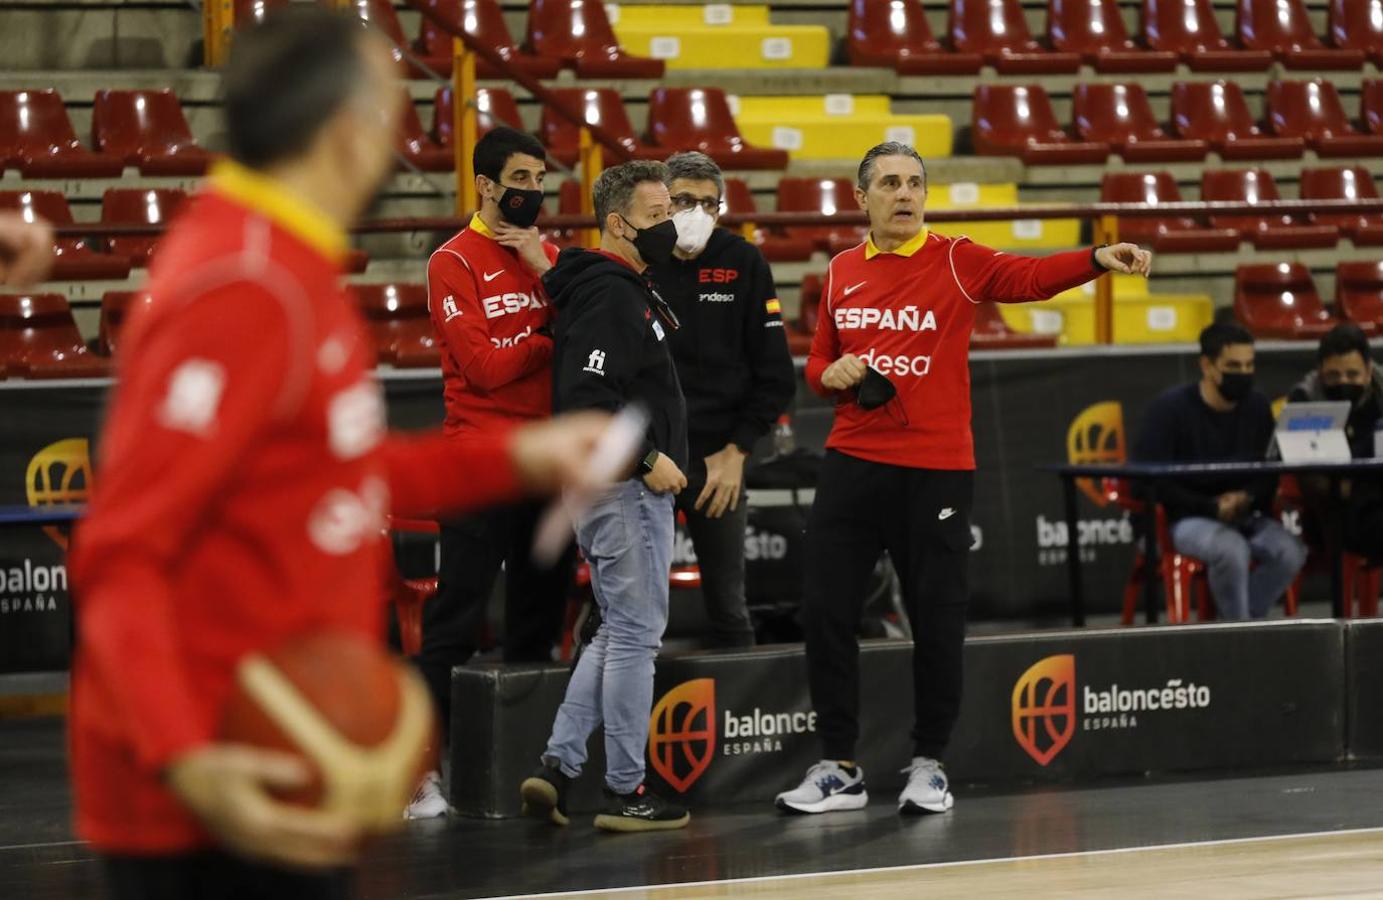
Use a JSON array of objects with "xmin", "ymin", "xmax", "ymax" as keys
[
  {"xmin": 1324, "ymin": 382, "xmax": 1367, "ymax": 405},
  {"xmin": 494, "ymin": 186, "xmax": 545, "ymax": 228},
  {"xmin": 857, "ymin": 366, "xmax": 897, "ymax": 411},
  {"xmin": 621, "ymin": 216, "xmax": 678, "ymax": 267},
  {"xmin": 1217, "ymin": 371, "xmax": 1255, "ymax": 404}
]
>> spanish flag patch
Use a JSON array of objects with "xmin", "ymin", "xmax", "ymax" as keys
[{"xmin": 765, "ymin": 298, "xmax": 782, "ymax": 315}]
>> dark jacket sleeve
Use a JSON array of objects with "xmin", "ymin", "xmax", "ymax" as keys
[
  {"xmin": 1131, "ymin": 393, "xmax": 1218, "ymax": 520},
  {"xmin": 730, "ymin": 245, "xmax": 796, "ymax": 452}
]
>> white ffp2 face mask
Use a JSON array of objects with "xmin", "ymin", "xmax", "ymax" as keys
[{"xmin": 672, "ymin": 206, "xmax": 716, "ymax": 256}]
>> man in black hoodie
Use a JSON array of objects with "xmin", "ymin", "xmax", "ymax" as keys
[
  {"xmin": 646, "ymin": 151, "xmax": 796, "ymax": 649},
  {"xmin": 519, "ymin": 160, "xmax": 691, "ymax": 833}
]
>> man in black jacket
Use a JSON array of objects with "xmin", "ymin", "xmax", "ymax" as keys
[
  {"xmin": 1132, "ymin": 322, "xmax": 1306, "ymax": 619},
  {"xmin": 647, "ymin": 151, "xmax": 796, "ymax": 648},
  {"xmin": 520, "ymin": 160, "xmax": 691, "ymax": 833}
]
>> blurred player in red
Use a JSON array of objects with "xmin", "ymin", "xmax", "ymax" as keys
[{"xmin": 68, "ymin": 11, "xmax": 609, "ymax": 899}]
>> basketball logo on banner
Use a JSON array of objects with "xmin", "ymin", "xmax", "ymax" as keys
[
  {"xmin": 1012, "ymin": 655, "xmax": 1076, "ymax": 766},
  {"xmin": 25, "ymin": 438, "xmax": 91, "ymax": 550},
  {"xmin": 648, "ymin": 678, "xmax": 716, "ymax": 793},
  {"xmin": 1066, "ymin": 402, "xmax": 1125, "ymax": 506}
]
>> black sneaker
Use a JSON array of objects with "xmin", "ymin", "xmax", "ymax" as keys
[
  {"xmin": 593, "ymin": 783, "xmax": 690, "ymax": 833},
  {"xmin": 519, "ymin": 761, "xmax": 570, "ymax": 826}
]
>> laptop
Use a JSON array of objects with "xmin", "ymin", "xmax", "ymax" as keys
[{"xmin": 1273, "ymin": 401, "xmax": 1352, "ymax": 463}]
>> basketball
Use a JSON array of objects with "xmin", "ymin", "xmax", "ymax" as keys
[{"xmin": 218, "ymin": 631, "xmax": 436, "ymax": 830}]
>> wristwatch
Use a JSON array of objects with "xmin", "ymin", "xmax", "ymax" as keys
[{"xmin": 639, "ymin": 448, "xmax": 660, "ymax": 474}]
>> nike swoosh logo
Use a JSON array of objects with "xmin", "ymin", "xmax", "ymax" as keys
[
  {"xmin": 938, "ymin": 508, "xmax": 956, "ymax": 521},
  {"xmin": 483, "ymin": 270, "xmax": 505, "ymax": 282},
  {"xmin": 843, "ymin": 282, "xmax": 866, "ymax": 296}
]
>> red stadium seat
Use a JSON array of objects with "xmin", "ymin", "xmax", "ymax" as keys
[
  {"xmin": 433, "ymin": 87, "xmax": 524, "ymax": 148},
  {"xmin": 344, "ymin": 0, "xmax": 436, "ymax": 77},
  {"xmin": 1365, "ymin": 80, "xmax": 1383, "ymax": 136},
  {"xmin": 412, "ymin": 0, "xmax": 561, "ymax": 79},
  {"xmin": 1201, "ymin": 169, "xmax": 1338, "ymax": 250},
  {"xmin": 233, "ymin": 0, "xmax": 288, "ymax": 26},
  {"xmin": 1328, "ymin": 0, "xmax": 1383, "ymax": 65},
  {"xmin": 0, "ymin": 293, "xmax": 108, "ymax": 379},
  {"xmin": 971, "ymin": 85, "xmax": 1110, "ymax": 165},
  {"xmin": 646, "ymin": 88, "xmax": 788, "ymax": 170},
  {"xmin": 526, "ymin": 0, "xmax": 666, "ymax": 79},
  {"xmin": 96, "ymin": 290, "xmax": 151, "ymax": 357},
  {"xmin": 724, "ymin": 178, "xmax": 813, "ymax": 263},
  {"xmin": 1047, "ymin": 0, "xmax": 1178, "ymax": 72},
  {"xmin": 0, "ymin": 90, "xmax": 124, "ymax": 178},
  {"xmin": 1265, "ymin": 80, "xmax": 1383, "ymax": 158},
  {"xmin": 971, "ymin": 301, "xmax": 1058, "ymax": 349},
  {"xmin": 1235, "ymin": 0, "xmax": 1366, "ymax": 70},
  {"xmin": 92, "ymin": 90, "xmax": 213, "ymax": 176},
  {"xmin": 846, "ymin": 0, "xmax": 983, "ymax": 75},
  {"xmin": 354, "ymin": 283, "xmax": 431, "ymax": 365},
  {"xmin": 1141, "ymin": 0, "xmax": 1272, "ymax": 71},
  {"xmin": 398, "ymin": 96, "xmax": 452, "ymax": 172},
  {"xmin": 774, "ymin": 178, "xmax": 867, "ymax": 256},
  {"xmin": 787, "ymin": 273, "xmax": 822, "ymax": 356},
  {"xmin": 0, "ymin": 191, "xmax": 131, "ymax": 281},
  {"xmin": 1299, "ymin": 166, "xmax": 1383, "ymax": 246},
  {"xmin": 1233, "ymin": 263, "xmax": 1337, "ymax": 339},
  {"xmin": 1073, "ymin": 84, "xmax": 1207, "ymax": 163},
  {"xmin": 100, "ymin": 188, "xmax": 187, "ymax": 268},
  {"xmin": 1335, "ymin": 261, "xmax": 1383, "ymax": 331},
  {"xmin": 1169, "ymin": 81, "xmax": 1304, "ymax": 160},
  {"xmin": 948, "ymin": 0, "xmax": 1081, "ymax": 73},
  {"xmin": 1099, "ymin": 172, "xmax": 1240, "ymax": 253},
  {"xmin": 542, "ymin": 89, "xmax": 662, "ymax": 168}
]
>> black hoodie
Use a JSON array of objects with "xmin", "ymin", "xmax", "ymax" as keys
[{"xmin": 545, "ymin": 247, "xmax": 689, "ymax": 472}]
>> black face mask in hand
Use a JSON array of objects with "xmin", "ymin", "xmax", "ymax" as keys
[
  {"xmin": 495, "ymin": 186, "xmax": 545, "ymax": 228},
  {"xmin": 856, "ymin": 366, "xmax": 897, "ymax": 411}
]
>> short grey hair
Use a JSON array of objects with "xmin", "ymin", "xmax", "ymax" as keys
[
  {"xmin": 665, "ymin": 151, "xmax": 724, "ymax": 199},
  {"xmin": 857, "ymin": 141, "xmax": 927, "ymax": 191},
  {"xmin": 593, "ymin": 159, "xmax": 670, "ymax": 231}
]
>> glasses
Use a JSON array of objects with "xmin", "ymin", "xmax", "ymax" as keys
[{"xmin": 671, "ymin": 194, "xmax": 722, "ymax": 215}]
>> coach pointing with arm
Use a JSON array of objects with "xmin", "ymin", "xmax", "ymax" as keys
[{"xmin": 775, "ymin": 142, "xmax": 1151, "ymax": 817}]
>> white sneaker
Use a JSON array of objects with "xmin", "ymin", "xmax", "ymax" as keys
[
  {"xmin": 774, "ymin": 761, "xmax": 869, "ymax": 814},
  {"xmin": 897, "ymin": 756, "xmax": 953, "ymax": 814},
  {"xmin": 404, "ymin": 770, "xmax": 449, "ymax": 819}
]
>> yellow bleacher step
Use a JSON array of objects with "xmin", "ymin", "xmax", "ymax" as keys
[
  {"xmin": 610, "ymin": 4, "xmax": 829, "ymax": 70},
  {"xmin": 926, "ymin": 182, "xmax": 1080, "ymax": 250},
  {"xmin": 998, "ymin": 280, "xmax": 1212, "ymax": 345},
  {"xmin": 732, "ymin": 94, "xmax": 951, "ymax": 160}
]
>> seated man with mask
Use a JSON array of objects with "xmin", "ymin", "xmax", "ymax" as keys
[
  {"xmin": 1132, "ymin": 321, "xmax": 1307, "ymax": 620},
  {"xmin": 1287, "ymin": 322, "xmax": 1383, "ymax": 563}
]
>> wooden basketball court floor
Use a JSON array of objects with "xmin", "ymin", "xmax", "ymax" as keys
[{"xmin": 5, "ymin": 717, "xmax": 1383, "ymax": 899}]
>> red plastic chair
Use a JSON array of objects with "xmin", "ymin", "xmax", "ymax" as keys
[
  {"xmin": 97, "ymin": 290, "xmax": 151, "ymax": 357},
  {"xmin": 647, "ymin": 88, "xmax": 788, "ymax": 170},
  {"xmin": 1335, "ymin": 261, "xmax": 1383, "ymax": 332},
  {"xmin": 353, "ymin": 283, "xmax": 431, "ymax": 364},
  {"xmin": 92, "ymin": 90, "xmax": 213, "ymax": 176},
  {"xmin": 1365, "ymin": 80, "xmax": 1383, "ymax": 136},
  {"xmin": 1236, "ymin": 0, "xmax": 1366, "ymax": 70},
  {"xmin": 398, "ymin": 96, "xmax": 452, "ymax": 172},
  {"xmin": 0, "ymin": 191, "xmax": 131, "ymax": 281},
  {"xmin": 1328, "ymin": 0, "xmax": 1383, "ymax": 64},
  {"xmin": 100, "ymin": 188, "xmax": 187, "ymax": 268},
  {"xmin": 948, "ymin": 0, "xmax": 1081, "ymax": 73},
  {"xmin": 775, "ymin": 178, "xmax": 867, "ymax": 256},
  {"xmin": 972, "ymin": 85, "xmax": 1110, "ymax": 165},
  {"xmin": 1265, "ymin": 80, "xmax": 1383, "ymax": 158},
  {"xmin": 971, "ymin": 302, "xmax": 1058, "ymax": 349},
  {"xmin": 0, "ymin": 90, "xmax": 124, "ymax": 178},
  {"xmin": 787, "ymin": 273, "xmax": 822, "ymax": 356},
  {"xmin": 1104, "ymin": 478, "xmax": 1214, "ymax": 624},
  {"xmin": 1100, "ymin": 171, "xmax": 1240, "ymax": 253},
  {"xmin": 1047, "ymin": 0, "xmax": 1178, "ymax": 72},
  {"xmin": 1141, "ymin": 0, "xmax": 1272, "ymax": 70},
  {"xmin": 846, "ymin": 0, "xmax": 983, "ymax": 74},
  {"xmin": 541, "ymin": 89, "xmax": 662, "ymax": 168},
  {"xmin": 0, "ymin": 293, "xmax": 108, "ymax": 379},
  {"xmin": 1169, "ymin": 81, "xmax": 1304, "ymax": 160},
  {"xmin": 1073, "ymin": 83, "xmax": 1207, "ymax": 162},
  {"xmin": 1300, "ymin": 167, "xmax": 1383, "ymax": 246},
  {"xmin": 526, "ymin": 0, "xmax": 665, "ymax": 79},
  {"xmin": 725, "ymin": 178, "xmax": 813, "ymax": 263},
  {"xmin": 413, "ymin": 0, "xmax": 562, "ymax": 79},
  {"xmin": 1233, "ymin": 263, "xmax": 1338, "ymax": 339},
  {"xmin": 344, "ymin": 0, "xmax": 435, "ymax": 77},
  {"xmin": 432, "ymin": 87, "xmax": 524, "ymax": 149},
  {"xmin": 1201, "ymin": 169, "xmax": 1338, "ymax": 250}
]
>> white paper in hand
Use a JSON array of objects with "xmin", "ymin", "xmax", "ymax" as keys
[{"xmin": 531, "ymin": 404, "xmax": 650, "ymax": 566}]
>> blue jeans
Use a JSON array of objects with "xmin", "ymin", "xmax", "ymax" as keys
[
  {"xmin": 1170, "ymin": 515, "xmax": 1308, "ymax": 620},
  {"xmin": 543, "ymin": 479, "xmax": 674, "ymax": 793}
]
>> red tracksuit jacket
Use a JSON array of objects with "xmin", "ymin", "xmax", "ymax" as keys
[
  {"xmin": 806, "ymin": 229, "xmax": 1102, "ymax": 470},
  {"xmin": 69, "ymin": 162, "xmax": 525, "ymax": 853}
]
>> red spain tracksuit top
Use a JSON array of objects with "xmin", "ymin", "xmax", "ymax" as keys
[
  {"xmin": 68, "ymin": 162, "xmax": 526, "ymax": 853},
  {"xmin": 805, "ymin": 229, "xmax": 1102, "ymax": 470},
  {"xmin": 427, "ymin": 215, "xmax": 559, "ymax": 435}
]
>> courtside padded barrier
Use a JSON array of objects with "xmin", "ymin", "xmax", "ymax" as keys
[
  {"xmin": 1347, "ymin": 619, "xmax": 1383, "ymax": 759},
  {"xmin": 450, "ymin": 620, "xmax": 1345, "ymax": 817}
]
